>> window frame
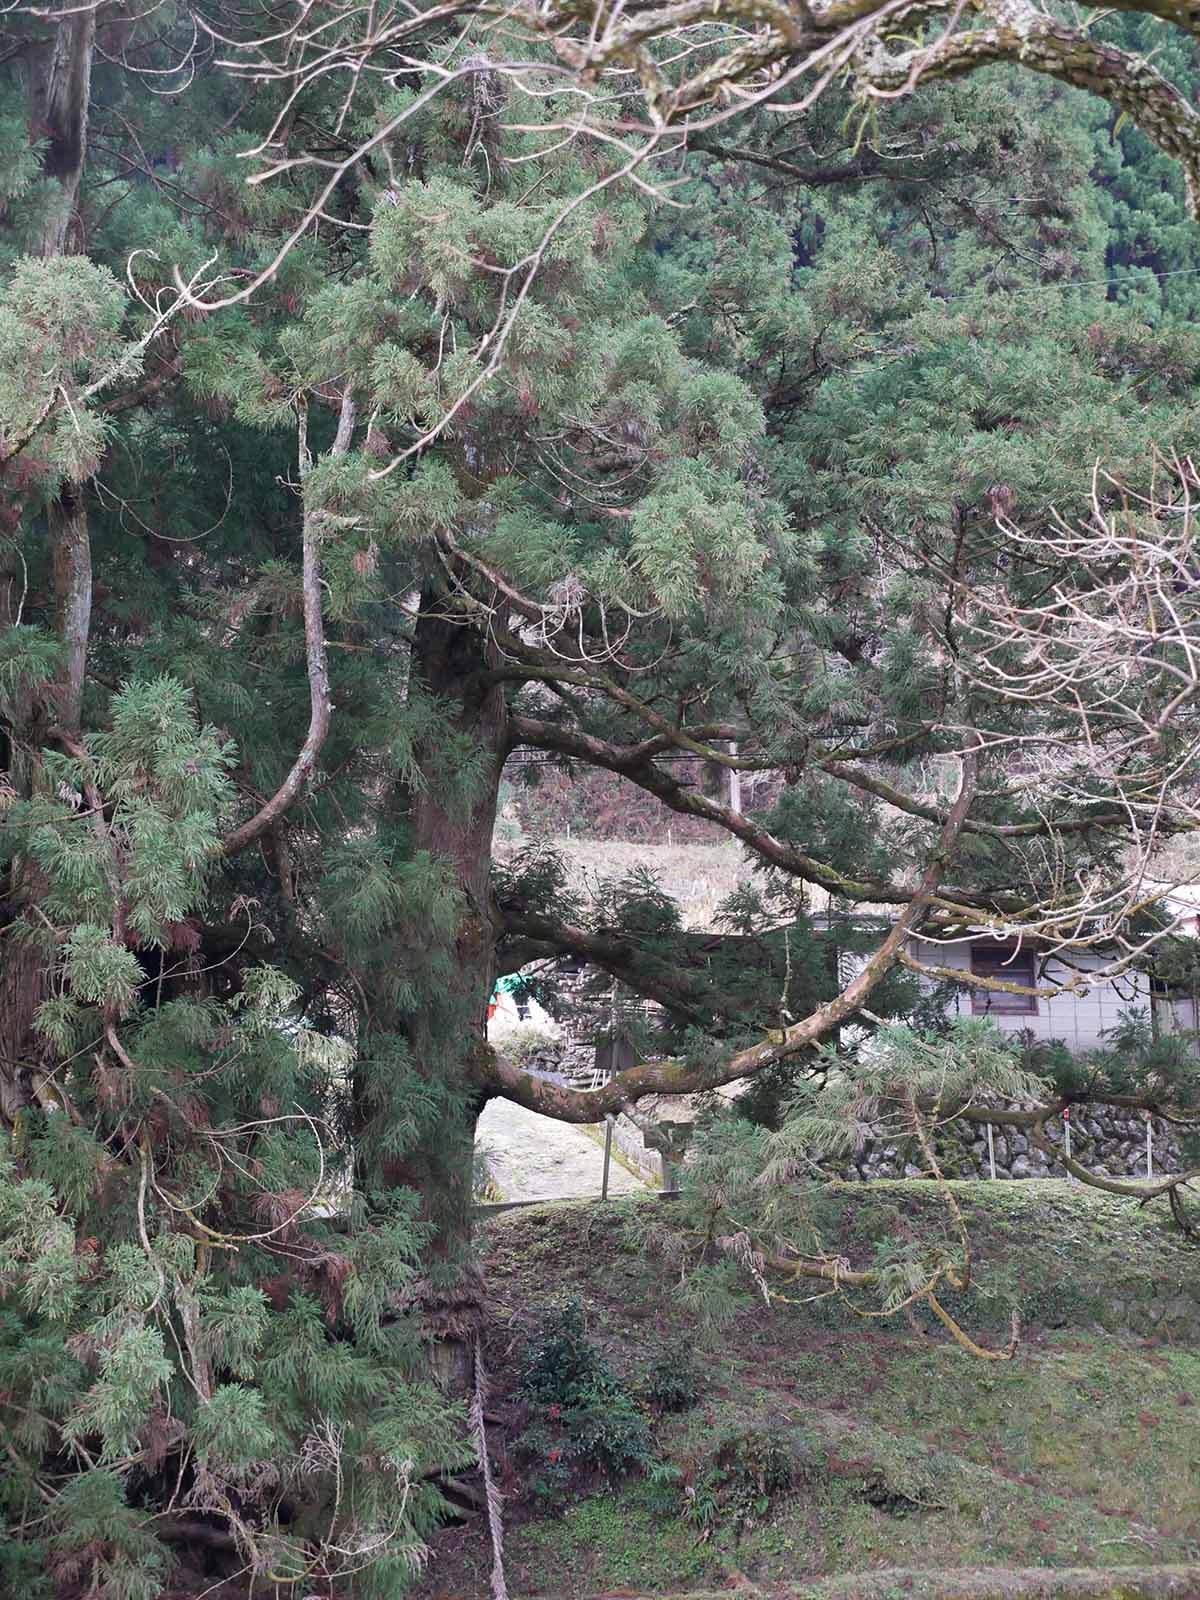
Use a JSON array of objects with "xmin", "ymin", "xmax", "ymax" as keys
[{"xmin": 968, "ymin": 942, "xmax": 1039, "ymax": 1016}]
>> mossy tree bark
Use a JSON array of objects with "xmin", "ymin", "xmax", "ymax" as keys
[
  {"xmin": 0, "ymin": 14, "xmax": 95, "ymax": 1137},
  {"xmin": 358, "ymin": 593, "xmax": 510, "ymax": 1385}
]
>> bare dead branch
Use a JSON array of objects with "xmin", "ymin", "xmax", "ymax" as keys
[{"xmin": 218, "ymin": 387, "xmax": 358, "ymax": 859}]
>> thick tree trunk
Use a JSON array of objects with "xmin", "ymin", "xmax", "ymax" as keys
[
  {"xmin": 31, "ymin": 9, "xmax": 95, "ymax": 258},
  {"xmin": 0, "ymin": 14, "xmax": 96, "ymax": 1132},
  {"xmin": 403, "ymin": 604, "xmax": 505, "ymax": 1232},
  {"xmin": 0, "ymin": 917, "xmax": 48, "ymax": 1130},
  {"xmin": 0, "ymin": 544, "xmax": 38, "ymax": 1129},
  {"xmin": 0, "ymin": 458, "xmax": 93, "ymax": 1137},
  {"xmin": 0, "ymin": 494, "xmax": 89, "ymax": 1126},
  {"xmin": 362, "ymin": 597, "xmax": 508, "ymax": 1385},
  {"xmin": 49, "ymin": 485, "xmax": 91, "ymax": 732}
]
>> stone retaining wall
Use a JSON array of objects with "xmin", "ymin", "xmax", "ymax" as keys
[
  {"xmin": 608, "ymin": 1113, "xmax": 666, "ymax": 1184},
  {"xmin": 838, "ymin": 1107, "xmax": 1182, "ymax": 1182},
  {"xmin": 512, "ymin": 1046, "xmax": 668, "ymax": 1184}
]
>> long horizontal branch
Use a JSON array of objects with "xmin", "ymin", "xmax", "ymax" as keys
[
  {"xmin": 483, "ymin": 750, "xmax": 977, "ymax": 1117},
  {"xmin": 510, "ymin": 713, "xmax": 914, "ymax": 903},
  {"xmin": 898, "ymin": 942, "xmax": 1167, "ymax": 1001},
  {"xmin": 858, "ymin": 12, "xmax": 1200, "ymax": 211},
  {"xmin": 691, "ymin": 138, "xmax": 900, "ymax": 186},
  {"xmin": 509, "ymin": 688, "xmax": 1141, "ymax": 878},
  {"xmin": 494, "ymin": 636, "xmax": 933, "ymax": 772},
  {"xmin": 959, "ymin": 1091, "xmax": 1200, "ymax": 1128},
  {"xmin": 897, "ymin": 947, "xmax": 1087, "ymax": 1002},
  {"xmin": 558, "ymin": 0, "xmax": 1200, "ymax": 215},
  {"xmin": 498, "ymin": 908, "xmax": 799, "ymax": 1027},
  {"xmin": 510, "ymin": 714, "xmax": 1045, "ymax": 925},
  {"xmin": 819, "ymin": 760, "xmax": 1136, "ymax": 840},
  {"xmin": 960, "ymin": 1097, "xmax": 1200, "ymax": 1200},
  {"xmin": 498, "ymin": 908, "xmax": 717, "ymax": 1025}
]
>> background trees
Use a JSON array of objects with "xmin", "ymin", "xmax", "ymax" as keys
[{"xmin": 3, "ymin": 3, "xmax": 1200, "ymax": 1594}]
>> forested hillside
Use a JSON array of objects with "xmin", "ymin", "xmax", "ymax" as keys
[{"xmin": 5, "ymin": 1, "xmax": 1200, "ymax": 1595}]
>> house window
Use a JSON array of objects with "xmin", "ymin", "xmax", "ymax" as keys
[{"xmin": 969, "ymin": 944, "xmax": 1038, "ymax": 1015}]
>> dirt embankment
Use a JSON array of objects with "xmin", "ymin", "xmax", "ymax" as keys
[{"xmin": 417, "ymin": 1184, "xmax": 1200, "ymax": 1600}]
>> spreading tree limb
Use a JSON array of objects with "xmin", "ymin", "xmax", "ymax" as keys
[{"xmin": 483, "ymin": 748, "xmax": 978, "ymax": 1115}]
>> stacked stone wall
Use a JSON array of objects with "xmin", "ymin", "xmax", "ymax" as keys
[{"xmin": 838, "ymin": 1107, "xmax": 1181, "ymax": 1182}]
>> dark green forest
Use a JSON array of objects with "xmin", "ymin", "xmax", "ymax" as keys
[{"xmin": 6, "ymin": 1, "xmax": 1200, "ymax": 1595}]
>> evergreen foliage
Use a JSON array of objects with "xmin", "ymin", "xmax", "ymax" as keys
[
  {"xmin": 2, "ymin": 2, "xmax": 1200, "ymax": 1592},
  {"xmin": 517, "ymin": 1299, "xmax": 652, "ymax": 1492}
]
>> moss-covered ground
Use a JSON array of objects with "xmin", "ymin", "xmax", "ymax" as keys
[{"xmin": 416, "ymin": 1182, "xmax": 1200, "ymax": 1600}]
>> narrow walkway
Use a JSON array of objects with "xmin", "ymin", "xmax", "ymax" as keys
[{"xmin": 475, "ymin": 1098, "xmax": 647, "ymax": 1202}]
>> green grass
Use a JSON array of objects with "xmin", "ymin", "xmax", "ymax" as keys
[
  {"xmin": 417, "ymin": 1183, "xmax": 1200, "ymax": 1599},
  {"xmin": 509, "ymin": 1491, "xmax": 719, "ymax": 1593},
  {"xmin": 501, "ymin": 1346, "xmax": 1200, "ymax": 1594}
]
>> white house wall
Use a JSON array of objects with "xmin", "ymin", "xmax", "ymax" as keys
[{"xmin": 909, "ymin": 937, "xmax": 1150, "ymax": 1051}]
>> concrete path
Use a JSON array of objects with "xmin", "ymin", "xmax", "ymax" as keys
[{"xmin": 475, "ymin": 1097, "xmax": 647, "ymax": 1202}]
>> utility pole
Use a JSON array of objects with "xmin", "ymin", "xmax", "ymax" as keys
[{"xmin": 601, "ymin": 978, "xmax": 618, "ymax": 1200}]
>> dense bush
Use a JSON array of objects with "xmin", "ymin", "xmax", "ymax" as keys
[
  {"xmin": 517, "ymin": 1301, "xmax": 652, "ymax": 1498},
  {"xmin": 644, "ymin": 1349, "xmax": 701, "ymax": 1413},
  {"xmin": 647, "ymin": 1425, "xmax": 795, "ymax": 1536}
]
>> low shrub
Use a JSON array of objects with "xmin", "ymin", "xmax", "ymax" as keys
[
  {"xmin": 649, "ymin": 1425, "xmax": 797, "ymax": 1537},
  {"xmin": 711, "ymin": 1426, "xmax": 795, "ymax": 1531},
  {"xmin": 644, "ymin": 1349, "xmax": 701, "ymax": 1412},
  {"xmin": 498, "ymin": 1023, "xmax": 561, "ymax": 1064},
  {"xmin": 517, "ymin": 1301, "xmax": 651, "ymax": 1498}
]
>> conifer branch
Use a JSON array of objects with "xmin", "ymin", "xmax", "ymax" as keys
[
  {"xmin": 509, "ymin": 713, "xmax": 915, "ymax": 904},
  {"xmin": 853, "ymin": 8, "xmax": 1200, "ymax": 214},
  {"xmin": 497, "ymin": 908, "xmax": 731, "ymax": 1025},
  {"xmin": 955, "ymin": 1095, "xmax": 1200, "ymax": 1204}
]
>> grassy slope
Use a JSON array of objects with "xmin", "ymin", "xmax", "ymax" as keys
[{"xmin": 420, "ymin": 1182, "xmax": 1200, "ymax": 1600}]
